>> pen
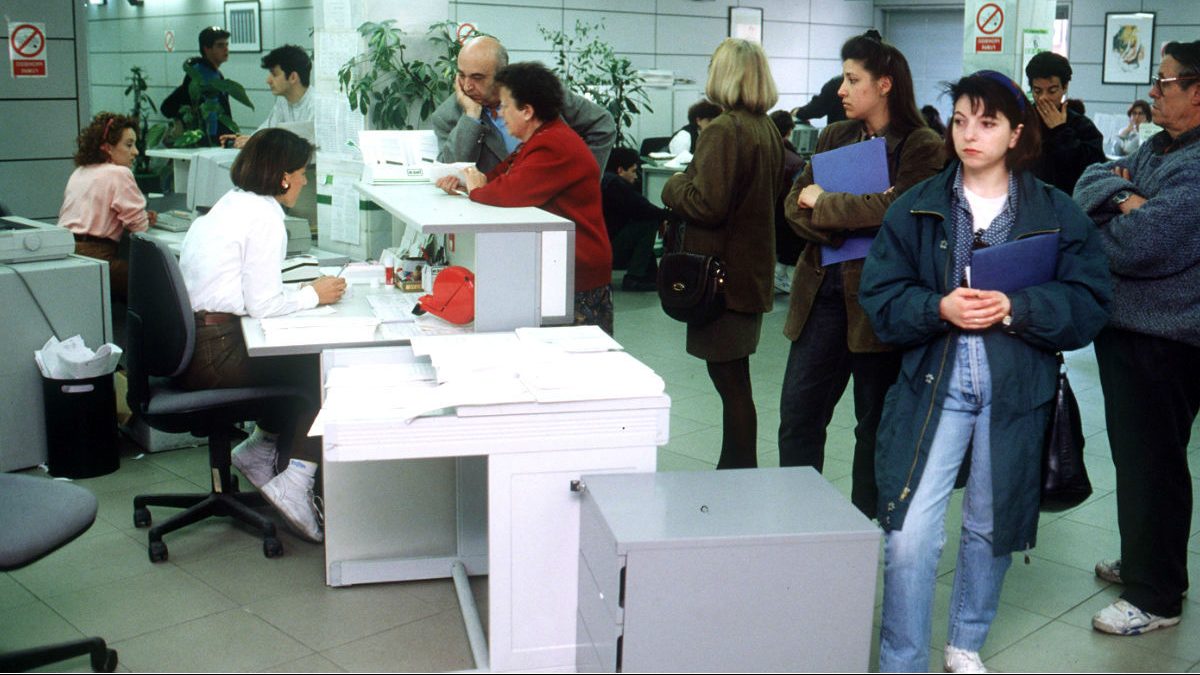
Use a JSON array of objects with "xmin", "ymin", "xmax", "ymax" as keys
[{"xmin": 335, "ymin": 262, "xmax": 350, "ymax": 278}]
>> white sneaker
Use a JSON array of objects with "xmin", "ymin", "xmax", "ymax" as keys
[
  {"xmin": 944, "ymin": 645, "xmax": 987, "ymax": 673},
  {"xmin": 1095, "ymin": 558, "xmax": 1123, "ymax": 584},
  {"xmin": 231, "ymin": 428, "xmax": 278, "ymax": 490},
  {"xmin": 261, "ymin": 461, "xmax": 323, "ymax": 543},
  {"xmin": 1092, "ymin": 599, "xmax": 1180, "ymax": 636}
]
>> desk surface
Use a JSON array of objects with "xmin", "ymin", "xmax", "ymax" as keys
[
  {"xmin": 141, "ymin": 227, "xmax": 351, "ymax": 266},
  {"xmin": 241, "ymin": 284, "xmax": 428, "ymax": 357},
  {"xmin": 356, "ymin": 182, "xmax": 573, "ymax": 233},
  {"xmin": 146, "ymin": 147, "xmax": 238, "ymax": 161}
]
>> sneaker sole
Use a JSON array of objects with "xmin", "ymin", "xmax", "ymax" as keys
[{"xmin": 1092, "ymin": 613, "xmax": 1181, "ymax": 636}]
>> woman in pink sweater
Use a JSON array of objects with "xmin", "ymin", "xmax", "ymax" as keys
[{"xmin": 59, "ymin": 112, "xmax": 157, "ymax": 301}]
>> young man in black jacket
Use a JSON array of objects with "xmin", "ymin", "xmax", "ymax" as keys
[
  {"xmin": 601, "ymin": 148, "xmax": 666, "ymax": 292},
  {"xmin": 1025, "ymin": 51, "xmax": 1106, "ymax": 194}
]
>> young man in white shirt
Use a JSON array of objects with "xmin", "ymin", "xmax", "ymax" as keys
[{"xmin": 222, "ymin": 45, "xmax": 314, "ymax": 149}]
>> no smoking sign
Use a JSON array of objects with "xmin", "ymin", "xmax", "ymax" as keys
[
  {"xmin": 975, "ymin": 2, "xmax": 1005, "ymax": 53},
  {"xmin": 8, "ymin": 21, "xmax": 47, "ymax": 78}
]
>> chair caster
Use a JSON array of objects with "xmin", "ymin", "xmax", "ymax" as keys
[
  {"xmin": 148, "ymin": 540, "xmax": 168, "ymax": 563},
  {"xmin": 263, "ymin": 536, "xmax": 283, "ymax": 559},
  {"xmin": 91, "ymin": 647, "xmax": 118, "ymax": 673},
  {"xmin": 133, "ymin": 507, "xmax": 151, "ymax": 528}
]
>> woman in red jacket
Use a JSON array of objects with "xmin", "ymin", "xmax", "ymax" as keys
[{"xmin": 436, "ymin": 61, "xmax": 614, "ymax": 334}]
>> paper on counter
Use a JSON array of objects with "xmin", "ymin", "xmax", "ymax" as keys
[
  {"xmin": 515, "ymin": 325, "xmax": 623, "ymax": 352},
  {"xmin": 425, "ymin": 161, "xmax": 475, "ymax": 185}
]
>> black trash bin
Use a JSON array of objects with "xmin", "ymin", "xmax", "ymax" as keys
[{"xmin": 42, "ymin": 373, "xmax": 120, "ymax": 478}]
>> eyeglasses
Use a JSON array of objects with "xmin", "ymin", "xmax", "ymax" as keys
[{"xmin": 1151, "ymin": 75, "xmax": 1200, "ymax": 91}]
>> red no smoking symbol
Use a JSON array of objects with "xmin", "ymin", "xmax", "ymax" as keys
[
  {"xmin": 976, "ymin": 3, "xmax": 1004, "ymax": 35},
  {"xmin": 11, "ymin": 23, "xmax": 45, "ymax": 58}
]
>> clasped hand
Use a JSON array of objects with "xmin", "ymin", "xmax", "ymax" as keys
[{"xmin": 939, "ymin": 287, "xmax": 1010, "ymax": 331}]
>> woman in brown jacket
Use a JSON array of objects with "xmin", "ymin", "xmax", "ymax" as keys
[
  {"xmin": 778, "ymin": 32, "xmax": 944, "ymax": 515},
  {"xmin": 662, "ymin": 38, "xmax": 784, "ymax": 469}
]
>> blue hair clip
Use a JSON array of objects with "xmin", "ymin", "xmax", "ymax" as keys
[{"xmin": 973, "ymin": 70, "xmax": 1028, "ymax": 112}]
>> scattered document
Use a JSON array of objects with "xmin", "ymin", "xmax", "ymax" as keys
[
  {"xmin": 367, "ymin": 293, "xmax": 419, "ymax": 323},
  {"xmin": 359, "ymin": 130, "xmax": 438, "ymax": 183},
  {"xmin": 515, "ymin": 325, "xmax": 623, "ymax": 352}
]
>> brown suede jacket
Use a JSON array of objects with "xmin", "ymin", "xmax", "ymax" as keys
[
  {"xmin": 662, "ymin": 109, "xmax": 784, "ymax": 314},
  {"xmin": 783, "ymin": 120, "xmax": 945, "ymax": 350}
]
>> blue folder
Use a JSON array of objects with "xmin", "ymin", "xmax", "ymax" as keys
[
  {"xmin": 812, "ymin": 137, "xmax": 889, "ymax": 266},
  {"xmin": 969, "ymin": 232, "xmax": 1060, "ymax": 293}
]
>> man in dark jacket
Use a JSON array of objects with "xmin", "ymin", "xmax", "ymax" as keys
[
  {"xmin": 1025, "ymin": 51, "xmax": 1106, "ymax": 194},
  {"xmin": 161, "ymin": 26, "xmax": 235, "ymax": 142},
  {"xmin": 601, "ymin": 147, "xmax": 665, "ymax": 292}
]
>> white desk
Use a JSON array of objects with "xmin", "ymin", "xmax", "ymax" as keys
[
  {"xmin": 140, "ymin": 226, "xmax": 350, "ymax": 267},
  {"xmin": 641, "ymin": 163, "xmax": 679, "ymax": 209},
  {"xmin": 240, "ymin": 284, "xmax": 426, "ymax": 357},
  {"xmin": 318, "ymin": 342, "xmax": 668, "ymax": 672},
  {"xmin": 355, "ymin": 182, "xmax": 575, "ymax": 332}
]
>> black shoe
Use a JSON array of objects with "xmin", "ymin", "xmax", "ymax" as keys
[{"xmin": 621, "ymin": 275, "xmax": 658, "ymax": 292}]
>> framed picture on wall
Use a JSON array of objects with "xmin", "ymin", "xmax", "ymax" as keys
[
  {"xmin": 225, "ymin": 1, "xmax": 262, "ymax": 53},
  {"xmin": 729, "ymin": 7, "xmax": 763, "ymax": 44},
  {"xmin": 1103, "ymin": 12, "xmax": 1154, "ymax": 84}
]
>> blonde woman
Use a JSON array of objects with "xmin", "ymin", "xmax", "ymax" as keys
[{"xmin": 661, "ymin": 39, "xmax": 783, "ymax": 469}]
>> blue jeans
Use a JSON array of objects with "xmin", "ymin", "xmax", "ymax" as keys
[{"xmin": 878, "ymin": 336, "xmax": 1013, "ymax": 672}]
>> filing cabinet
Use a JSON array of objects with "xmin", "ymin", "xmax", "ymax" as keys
[{"xmin": 576, "ymin": 467, "xmax": 881, "ymax": 672}]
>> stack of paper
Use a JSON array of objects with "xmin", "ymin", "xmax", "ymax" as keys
[
  {"xmin": 366, "ymin": 293, "xmax": 418, "ymax": 323},
  {"xmin": 259, "ymin": 315, "xmax": 380, "ymax": 346}
]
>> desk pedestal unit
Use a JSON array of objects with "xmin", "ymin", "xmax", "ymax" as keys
[
  {"xmin": 319, "ymin": 345, "xmax": 667, "ymax": 672},
  {"xmin": 576, "ymin": 468, "xmax": 881, "ymax": 672}
]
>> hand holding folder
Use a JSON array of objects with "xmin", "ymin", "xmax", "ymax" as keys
[
  {"xmin": 811, "ymin": 137, "xmax": 889, "ymax": 266},
  {"xmin": 968, "ymin": 232, "xmax": 1060, "ymax": 294}
]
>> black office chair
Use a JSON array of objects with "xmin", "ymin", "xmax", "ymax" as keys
[
  {"xmin": 0, "ymin": 474, "xmax": 118, "ymax": 672},
  {"xmin": 639, "ymin": 136, "xmax": 672, "ymax": 157},
  {"xmin": 125, "ymin": 233, "xmax": 311, "ymax": 563}
]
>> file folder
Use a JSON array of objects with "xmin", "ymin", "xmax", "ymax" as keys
[
  {"xmin": 813, "ymin": 137, "xmax": 889, "ymax": 266},
  {"xmin": 969, "ymin": 231, "xmax": 1060, "ymax": 294}
]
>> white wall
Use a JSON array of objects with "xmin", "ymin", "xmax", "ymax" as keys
[
  {"xmin": 86, "ymin": 0, "xmax": 315, "ymax": 131},
  {"xmin": 0, "ymin": 0, "xmax": 90, "ymax": 220},
  {"xmin": 449, "ymin": 0, "xmax": 877, "ymax": 128}
]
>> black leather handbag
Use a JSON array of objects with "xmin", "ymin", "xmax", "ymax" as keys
[
  {"xmin": 1040, "ymin": 354, "xmax": 1092, "ymax": 511},
  {"xmin": 656, "ymin": 213, "xmax": 726, "ymax": 327}
]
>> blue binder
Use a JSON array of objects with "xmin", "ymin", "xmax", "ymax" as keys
[
  {"xmin": 812, "ymin": 137, "xmax": 889, "ymax": 266},
  {"xmin": 969, "ymin": 231, "xmax": 1060, "ymax": 293}
]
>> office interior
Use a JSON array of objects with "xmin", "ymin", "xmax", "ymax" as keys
[{"xmin": 2, "ymin": 0, "xmax": 1199, "ymax": 671}]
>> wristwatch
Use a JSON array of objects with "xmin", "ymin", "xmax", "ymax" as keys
[{"xmin": 1110, "ymin": 189, "xmax": 1135, "ymax": 209}]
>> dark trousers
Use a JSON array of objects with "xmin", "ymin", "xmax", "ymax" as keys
[
  {"xmin": 178, "ymin": 320, "xmax": 322, "ymax": 463},
  {"xmin": 1095, "ymin": 326, "xmax": 1199, "ymax": 617},
  {"xmin": 609, "ymin": 218, "xmax": 658, "ymax": 280},
  {"xmin": 778, "ymin": 268, "xmax": 901, "ymax": 517}
]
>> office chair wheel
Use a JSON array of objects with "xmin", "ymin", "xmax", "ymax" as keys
[
  {"xmin": 148, "ymin": 540, "xmax": 168, "ymax": 563},
  {"xmin": 263, "ymin": 536, "xmax": 283, "ymax": 559},
  {"xmin": 91, "ymin": 647, "xmax": 118, "ymax": 673},
  {"xmin": 133, "ymin": 507, "xmax": 151, "ymax": 528}
]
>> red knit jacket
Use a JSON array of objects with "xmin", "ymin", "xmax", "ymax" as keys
[{"xmin": 470, "ymin": 118, "xmax": 612, "ymax": 292}]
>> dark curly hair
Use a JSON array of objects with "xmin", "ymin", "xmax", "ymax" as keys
[
  {"xmin": 493, "ymin": 62, "xmax": 564, "ymax": 122},
  {"xmin": 74, "ymin": 112, "xmax": 138, "ymax": 166}
]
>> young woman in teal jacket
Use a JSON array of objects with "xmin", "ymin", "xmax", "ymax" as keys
[{"xmin": 859, "ymin": 72, "xmax": 1111, "ymax": 673}]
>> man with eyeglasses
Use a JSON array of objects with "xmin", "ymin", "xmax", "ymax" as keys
[
  {"xmin": 431, "ymin": 35, "xmax": 616, "ymax": 174},
  {"xmin": 1074, "ymin": 40, "xmax": 1200, "ymax": 638}
]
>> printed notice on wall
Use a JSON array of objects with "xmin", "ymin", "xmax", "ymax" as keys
[{"xmin": 8, "ymin": 22, "xmax": 47, "ymax": 78}]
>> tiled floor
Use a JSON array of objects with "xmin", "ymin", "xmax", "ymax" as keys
[{"xmin": 5, "ymin": 287, "xmax": 1200, "ymax": 672}]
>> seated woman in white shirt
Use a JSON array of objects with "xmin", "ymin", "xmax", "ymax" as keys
[
  {"xmin": 178, "ymin": 128, "xmax": 346, "ymax": 543},
  {"xmin": 1109, "ymin": 99, "xmax": 1151, "ymax": 157},
  {"xmin": 59, "ymin": 112, "xmax": 158, "ymax": 302},
  {"xmin": 667, "ymin": 99, "xmax": 722, "ymax": 156}
]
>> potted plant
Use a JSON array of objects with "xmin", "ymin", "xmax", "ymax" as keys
[
  {"xmin": 124, "ymin": 66, "xmax": 171, "ymax": 192},
  {"xmin": 539, "ymin": 21, "xmax": 653, "ymax": 148},
  {"xmin": 338, "ymin": 20, "xmax": 477, "ymax": 130},
  {"xmin": 165, "ymin": 63, "xmax": 255, "ymax": 148}
]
